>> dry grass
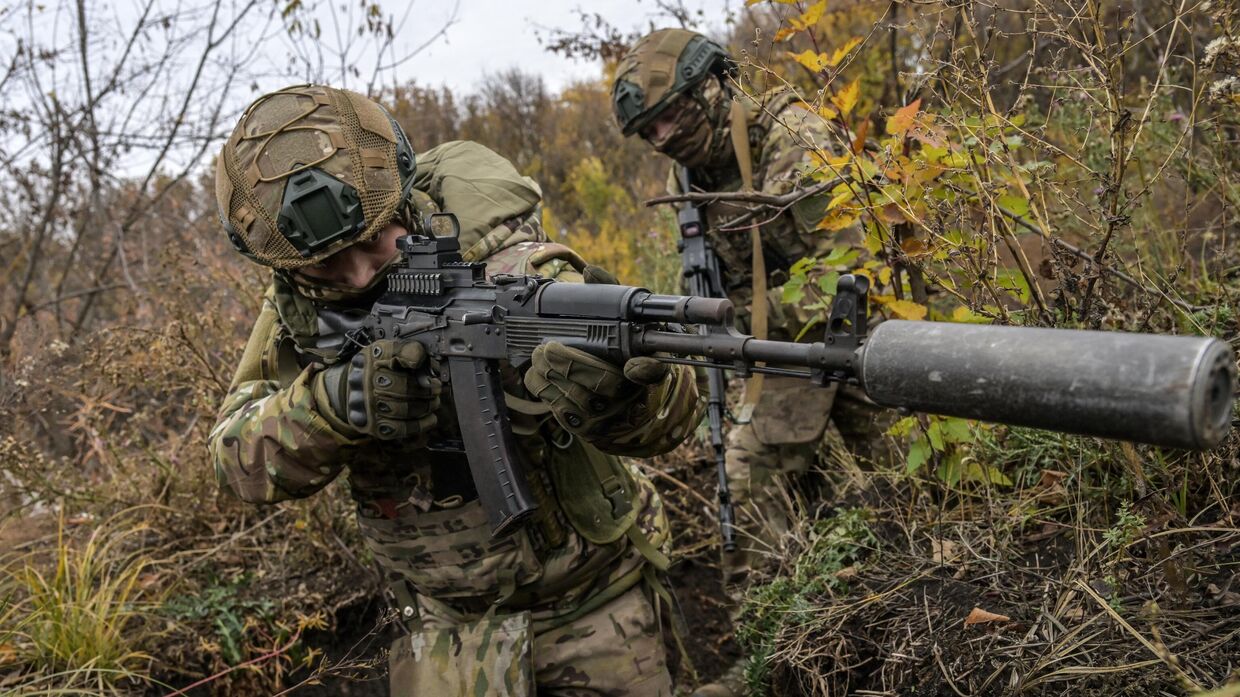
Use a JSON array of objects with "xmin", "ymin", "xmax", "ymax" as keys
[
  {"xmin": 0, "ymin": 1, "xmax": 1237, "ymax": 694},
  {"xmin": 726, "ymin": 425, "xmax": 1240, "ymax": 696},
  {"xmin": 0, "ymin": 513, "xmax": 164, "ymax": 694}
]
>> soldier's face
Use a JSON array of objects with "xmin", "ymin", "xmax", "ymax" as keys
[
  {"xmin": 298, "ymin": 223, "xmax": 405, "ymax": 289},
  {"xmin": 639, "ymin": 94, "xmax": 715, "ymax": 167},
  {"xmin": 642, "ymin": 109, "xmax": 680, "ymax": 144}
]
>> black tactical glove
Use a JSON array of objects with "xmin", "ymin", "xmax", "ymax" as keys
[
  {"xmin": 315, "ymin": 339, "xmax": 442, "ymax": 440},
  {"xmin": 522, "ymin": 264, "xmax": 669, "ymax": 435}
]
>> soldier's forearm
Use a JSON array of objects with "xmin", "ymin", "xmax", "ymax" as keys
[{"xmin": 208, "ymin": 369, "xmax": 353, "ymax": 504}]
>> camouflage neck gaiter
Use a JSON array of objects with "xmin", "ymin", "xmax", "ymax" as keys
[
  {"xmin": 645, "ymin": 78, "xmax": 734, "ymax": 170},
  {"xmin": 283, "ymin": 252, "xmax": 401, "ymax": 307}
]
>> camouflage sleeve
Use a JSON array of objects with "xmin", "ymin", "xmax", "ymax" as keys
[
  {"xmin": 208, "ymin": 294, "xmax": 357, "ymax": 504},
  {"xmin": 760, "ymin": 101, "xmax": 850, "ymax": 196},
  {"xmin": 760, "ymin": 101, "xmax": 855, "ymax": 233},
  {"xmin": 529, "ymin": 254, "xmax": 704, "ymax": 459},
  {"xmin": 757, "ymin": 100, "xmax": 874, "ymax": 277}
]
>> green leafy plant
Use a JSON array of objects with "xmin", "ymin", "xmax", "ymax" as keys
[
  {"xmin": 737, "ymin": 508, "xmax": 876, "ymax": 695},
  {"xmin": 164, "ymin": 575, "xmax": 277, "ymax": 666},
  {"xmin": 887, "ymin": 415, "xmax": 1005, "ymax": 486}
]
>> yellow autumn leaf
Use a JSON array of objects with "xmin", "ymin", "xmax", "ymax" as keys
[
  {"xmin": 798, "ymin": 101, "xmax": 838, "ymax": 120},
  {"xmin": 906, "ymin": 162, "xmax": 946, "ymax": 186},
  {"xmin": 825, "ymin": 190, "xmax": 853, "ymax": 212},
  {"xmin": 832, "ymin": 78, "xmax": 861, "ymax": 116},
  {"xmin": 878, "ymin": 265, "xmax": 893, "ymax": 286},
  {"xmin": 795, "ymin": 100, "xmax": 837, "ymax": 121},
  {"xmin": 796, "ymin": 0, "xmax": 827, "ymax": 27},
  {"xmin": 827, "ymin": 37, "xmax": 863, "ymax": 67},
  {"xmin": 881, "ymin": 297, "xmax": 928, "ymax": 320},
  {"xmin": 774, "ymin": 0, "xmax": 826, "ymax": 41},
  {"xmin": 809, "ymin": 150, "xmax": 850, "ymax": 169},
  {"xmin": 886, "ymin": 98, "xmax": 922, "ymax": 136},
  {"xmin": 862, "ymin": 227, "xmax": 883, "ymax": 255},
  {"xmin": 950, "ymin": 306, "xmax": 990, "ymax": 323},
  {"xmin": 787, "ymin": 49, "xmax": 828, "ymax": 72},
  {"xmin": 817, "ymin": 209, "xmax": 861, "ymax": 232}
]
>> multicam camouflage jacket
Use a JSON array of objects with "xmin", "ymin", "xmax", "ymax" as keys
[
  {"xmin": 667, "ymin": 87, "xmax": 864, "ymax": 340},
  {"xmin": 209, "ymin": 141, "xmax": 700, "ymax": 628}
]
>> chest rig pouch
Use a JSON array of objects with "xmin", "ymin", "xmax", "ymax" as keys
[
  {"xmin": 749, "ymin": 376, "xmax": 836, "ymax": 445},
  {"xmin": 264, "ymin": 268, "xmax": 546, "ymax": 607}
]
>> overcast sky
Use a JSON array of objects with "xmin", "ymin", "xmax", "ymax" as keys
[
  {"xmin": 0, "ymin": 0, "xmax": 738, "ymax": 179},
  {"xmin": 387, "ymin": 0, "xmax": 736, "ymax": 94}
]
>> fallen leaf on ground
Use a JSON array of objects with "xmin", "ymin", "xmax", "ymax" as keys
[
  {"xmin": 1037, "ymin": 469, "xmax": 1068, "ymax": 488},
  {"xmin": 931, "ymin": 538, "xmax": 961, "ymax": 564},
  {"xmin": 964, "ymin": 607, "xmax": 1010, "ymax": 626}
]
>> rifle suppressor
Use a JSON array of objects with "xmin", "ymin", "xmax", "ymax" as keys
[{"xmin": 861, "ymin": 321, "xmax": 1235, "ymax": 450}]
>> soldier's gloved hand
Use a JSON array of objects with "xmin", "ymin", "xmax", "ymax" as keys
[
  {"xmin": 314, "ymin": 339, "xmax": 442, "ymax": 440},
  {"xmin": 522, "ymin": 265, "xmax": 669, "ymax": 435},
  {"xmin": 524, "ymin": 341, "xmax": 670, "ymax": 435}
]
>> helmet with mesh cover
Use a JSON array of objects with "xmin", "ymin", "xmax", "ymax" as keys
[
  {"xmin": 215, "ymin": 84, "xmax": 417, "ymax": 269},
  {"xmin": 611, "ymin": 28, "xmax": 733, "ymax": 137}
]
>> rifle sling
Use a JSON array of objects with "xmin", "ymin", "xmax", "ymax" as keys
[{"xmin": 730, "ymin": 97, "xmax": 766, "ymax": 407}]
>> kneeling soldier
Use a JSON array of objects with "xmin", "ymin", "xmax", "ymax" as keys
[{"xmin": 209, "ymin": 85, "xmax": 702, "ymax": 696}]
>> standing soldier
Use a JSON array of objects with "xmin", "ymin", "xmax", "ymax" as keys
[
  {"xmin": 209, "ymin": 85, "xmax": 704, "ymax": 696},
  {"xmin": 612, "ymin": 30, "xmax": 888, "ymax": 696}
]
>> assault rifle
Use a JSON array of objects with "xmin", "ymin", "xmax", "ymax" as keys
[
  {"xmin": 348, "ymin": 216, "xmax": 1236, "ymax": 538},
  {"xmin": 675, "ymin": 166, "xmax": 737, "ymax": 552}
]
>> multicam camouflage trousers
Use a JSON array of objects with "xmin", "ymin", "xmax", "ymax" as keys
[
  {"xmin": 389, "ymin": 583, "xmax": 673, "ymax": 696},
  {"xmin": 721, "ymin": 377, "xmax": 889, "ymax": 584}
]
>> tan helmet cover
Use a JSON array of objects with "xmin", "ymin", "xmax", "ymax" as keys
[
  {"xmin": 215, "ymin": 84, "xmax": 415, "ymax": 268},
  {"xmin": 612, "ymin": 28, "xmax": 731, "ymax": 136}
]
